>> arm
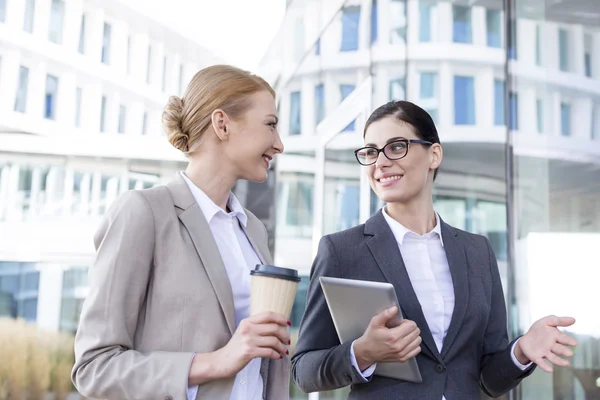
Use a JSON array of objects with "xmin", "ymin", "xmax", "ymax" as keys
[
  {"xmin": 291, "ymin": 236, "xmax": 373, "ymax": 393},
  {"xmin": 71, "ymin": 191, "xmax": 196, "ymax": 400},
  {"xmin": 479, "ymin": 237, "xmax": 535, "ymax": 397}
]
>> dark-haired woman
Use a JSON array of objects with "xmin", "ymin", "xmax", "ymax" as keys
[{"xmin": 292, "ymin": 100, "xmax": 577, "ymax": 399}]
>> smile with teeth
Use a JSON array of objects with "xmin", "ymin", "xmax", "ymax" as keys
[{"xmin": 378, "ymin": 175, "xmax": 402, "ymax": 183}]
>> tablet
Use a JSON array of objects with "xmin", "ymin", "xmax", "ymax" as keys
[{"xmin": 319, "ymin": 276, "xmax": 422, "ymax": 383}]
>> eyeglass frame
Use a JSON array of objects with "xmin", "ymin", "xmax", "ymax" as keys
[{"xmin": 353, "ymin": 139, "xmax": 434, "ymax": 166}]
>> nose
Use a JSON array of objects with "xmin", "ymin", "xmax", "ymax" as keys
[
  {"xmin": 273, "ymin": 130, "xmax": 284, "ymax": 154},
  {"xmin": 375, "ymin": 150, "xmax": 391, "ymax": 169}
]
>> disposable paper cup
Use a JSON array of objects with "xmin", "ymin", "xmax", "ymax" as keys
[{"xmin": 250, "ymin": 264, "xmax": 301, "ymax": 320}]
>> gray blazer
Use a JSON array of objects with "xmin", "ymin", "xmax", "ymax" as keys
[
  {"xmin": 72, "ymin": 174, "xmax": 289, "ymax": 400},
  {"xmin": 292, "ymin": 210, "xmax": 535, "ymax": 400}
]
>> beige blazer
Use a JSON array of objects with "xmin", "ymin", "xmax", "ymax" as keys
[{"xmin": 72, "ymin": 174, "xmax": 290, "ymax": 400}]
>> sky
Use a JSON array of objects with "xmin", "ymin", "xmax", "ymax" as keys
[{"xmin": 126, "ymin": 0, "xmax": 286, "ymax": 71}]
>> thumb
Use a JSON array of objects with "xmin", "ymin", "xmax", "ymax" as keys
[
  {"xmin": 547, "ymin": 316, "xmax": 576, "ymax": 327},
  {"xmin": 372, "ymin": 306, "xmax": 398, "ymax": 327}
]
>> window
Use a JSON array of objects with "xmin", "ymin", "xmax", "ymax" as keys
[
  {"xmin": 289, "ymin": 92, "xmax": 301, "ymax": 135},
  {"xmin": 389, "ymin": 77, "xmax": 405, "ymax": 101},
  {"xmin": 118, "ymin": 105, "xmax": 126, "ymax": 134},
  {"xmin": 162, "ymin": 55, "xmax": 168, "ymax": 92},
  {"xmin": 585, "ymin": 34, "xmax": 592, "ymax": 78},
  {"xmin": 101, "ymin": 23, "xmax": 111, "ymax": 64},
  {"xmin": 454, "ymin": 76, "xmax": 475, "ymax": 125},
  {"xmin": 535, "ymin": 25, "xmax": 542, "ymax": 66},
  {"xmin": 100, "ymin": 95, "xmax": 107, "ymax": 132},
  {"xmin": 78, "ymin": 15, "xmax": 86, "ymax": 54},
  {"xmin": 24, "ymin": 0, "xmax": 35, "ymax": 33},
  {"xmin": 340, "ymin": 6, "xmax": 360, "ymax": 51},
  {"xmin": 560, "ymin": 102, "xmax": 570, "ymax": 136},
  {"xmin": 420, "ymin": 72, "xmax": 436, "ymax": 99},
  {"xmin": 75, "ymin": 87, "xmax": 82, "ymax": 128},
  {"xmin": 509, "ymin": 92, "xmax": 518, "ymax": 130},
  {"xmin": 314, "ymin": 84, "xmax": 324, "ymax": 125},
  {"xmin": 389, "ymin": 0, "xmax": 406, "ymax": 44},
  {"xmin": 371, "ymin": 0, "xmax": 378, "ymax": 44},
  {"xmin": 142, "ymin": 111, "xmax": 148, "ymax": 135},
  {"xmin": 453, "ymin": 5, "xmax": 472, "ymax": 44},
  {"xmin": 486, "ymin": 9, "xmax": 501, "ymax": 48},
  {"xmin": 126, "ymin": 36, "xmax": 133, "ymax": 74},
  {"xmin": 49, "ymin": 0, "xmax": 64, "ymax": 44},
  {"xmin": 178, "ymin": 63, "xmax": 184, "ymax": 94},
  {"xmin": 419, "ymin": 0, "xmax": 432, "ymax": 43},
  {"xmin": 340, "ymin": 84, "xmax": 356, "ymax": 131},
  {"xmin": 508, "ymin": 18, "xmax": 517, "ymax": 60},
  {"xmin": 494, "ymin": 80, "xmax": 505, "ymax": 126},
  {"xmin": 425, "ymin": 108, "xmax": 438, "ymax": 124},
  {"xmin": 0, "ymin": 0, "xmax": 6, "ymax": 22},
  {"xmin": 44, "ymin": 75, "xmax": 59, "ymax": 120},
  {"xmin": 146, "ymin": 45, "xmax": 152, "ymax": 84},
  {"xmin": 537, "ymin": 99, "xmax": 544, "ymax": 134},
  {"xmin": 315, "ymin": 38, "xmax": 321, "ymax": 55},
  {"xmin": 559, "ymin": 28, "xmax": 569, "ymax": 72},
  {"xmin": 14, "ymin": 66, "xmax": 29, "ymax": 113}
]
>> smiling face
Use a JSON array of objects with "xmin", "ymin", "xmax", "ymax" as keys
[
  {"xmin": 363, "ymin": 116, "xmax": 442, "ymax": 205},
  {"xmin": 222, "ymin": 90, "xmax": 284, "ymax": 183}
]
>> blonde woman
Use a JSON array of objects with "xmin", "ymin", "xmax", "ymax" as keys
[{"xmin": 72, "ymin": 65, "xmax": 289, "ymax": 400}]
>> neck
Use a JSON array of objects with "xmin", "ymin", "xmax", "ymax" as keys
[
  {"xmin": 184, "ymin": 154, "xmax": 237, "ymax": 211},
  {"xmin": 385, "ymin": 194, "xmax": 436, "ymax": 235}
]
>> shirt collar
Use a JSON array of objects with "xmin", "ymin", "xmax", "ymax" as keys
[
  {"xmin": 180, "ymin": 171, "xmax": 248, "ymax": 226},
  {"xmin": 382, "ymin": 206, "xmax": 444, "ymax": 247}
]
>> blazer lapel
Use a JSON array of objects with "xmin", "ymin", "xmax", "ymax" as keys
[
  {"xmin": 440, "ymin": 221, "xmax": 469, "ymax": 359},
  {"xmin": 167, "ymin": 176, "xmax": 237, "ymax": 336},
  {"xmin": 365, "ymin": 211, "xmax": 443, "ymax": 364}
]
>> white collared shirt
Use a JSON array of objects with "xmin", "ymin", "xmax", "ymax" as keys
[
  {"xmin": 181, "ymin": 172, "xmax": 263, "ymax": 400},
  {"xmin": 351, "ymin": 207, "xmax": 530, "ymax": 398}
]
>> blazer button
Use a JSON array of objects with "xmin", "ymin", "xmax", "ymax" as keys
[{"xmin": 436, "ymin": 364, "xmax": 445, "ymax": 373}]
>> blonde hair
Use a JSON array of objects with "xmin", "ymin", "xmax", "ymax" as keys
[{"xmin": 162, "ymin": 65, "xmax": 276, "ymax": 153}]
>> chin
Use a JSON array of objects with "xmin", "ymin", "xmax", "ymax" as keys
[{"xmin": 243, "ymin": 169, "xmax": 269, "ymax": 183}]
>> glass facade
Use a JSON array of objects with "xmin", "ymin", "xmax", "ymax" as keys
[{"xmin": 260, "ymin": 0, "xmax": 600, "ymax": 398}]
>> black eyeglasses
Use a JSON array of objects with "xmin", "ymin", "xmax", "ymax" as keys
[{"xmin": 354, "ymin": 139, "xmax": 433, "ymax": 166}]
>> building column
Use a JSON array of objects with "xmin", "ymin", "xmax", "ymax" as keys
[
  {"xmin": 130, "ymin": 33, "xmax": 150, "ymax": 85},
  {"xmin": 551, "ymin": 91, "xmax": 562, "ymax": 137},
  {"xmin": 477, "ymin": 67, "xmax": 494, "ymax": 131},
  {"xmin": 520, "ymin": 86, "xmax": 537, "ymax": 135},
  {"xmin": 406, "ymin": 0, "xmax": 419, "ymax": 46},
  {"xmin": 439, "ymin": 61, "xmax": 453, "ymax": 128},
  {"xmin": 28, "ymin": 61, "xmax": 48, "ymax": 120},
  {"xmin": 436, "ymin": 1, "xmax": 452, "ymax": 44},
  {"xmin": 592, "ymin": 32, "xmax": 600, "ymax": 79},
  {"xmin": 471, "ymin": 6, "xmax": 486, "ymax": 48},
  {"xmin": 81, "ymin": 81, "xmax": 102, "ymax": 133},
  {"xmin": 6, "ymin": 165, "xmax": 21, "ymax": 221},
  {"xmin": 32, "ymin": 0, "xmax": 52, "ymax": 43},
  {"xmin": 63, "ymin": 0, "xmax": 83, "ymax": 52},
  {"xmin": 56, "ymin": 70, "xmax": 77, "ymax": 127},
  {"xmin": 112, "ymin": 19, "xmax": 128, "ymax": 75},
  {"xmin": 36, "ymin": 265, "xmax": 64, "ymax": 332},
  {"xmin": 302, "ymin": 77, "xmax": 315, "ymax": 135},
  {"xmin": 572, "ymin": 98, "xmax": 592, "ymax": 140},
  {"xmin": 5, "ymin": 0, "xmax": 26, "ymax": 30},
  {"xmin": 86, "ymin": 5, "xmax": 105, "ymax": 64},
  {"xmin": 0, "ymin": 50, "xmax": 20, "ymax": 113},
  {"xmin": 0, "ymin": 165, "xmax": 11, "ymax": 220},
  {"xmin": 571, "ymin": 25, "xmax": 585, "ymax": 76},
  {"xmin": 127, "ymin": 101, "xmax": 145, "ymax": 136}
]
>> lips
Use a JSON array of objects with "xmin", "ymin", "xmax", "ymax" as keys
[
  {"xmin": 376, "ymin": 174, "xmax": 403, "ymax": 183},
  {"xmin": 262, "ymin": 154, "xmax": 272, "ymax": 168}
]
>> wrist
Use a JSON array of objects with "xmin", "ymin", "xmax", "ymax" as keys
[
  {"xmin": 514, "ymin": 339, "xmax": 531, "ymax": 365},
  {"xmin": 188, "ymin": 350, "xmax": 228, "ymax": 386},
  {"xmin": 354, "ymin": 337, "xmax": 374, "ymax": 371}
]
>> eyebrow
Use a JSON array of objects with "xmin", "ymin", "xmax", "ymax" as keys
[
  {"xmin": 266, "ymin": 114, "xmax": 279, "ymax": 123},
  {"xmin": 364, "ymin": 136, "xmax": 407, "ymax": 147}
]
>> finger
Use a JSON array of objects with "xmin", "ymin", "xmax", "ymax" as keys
[
  {"xmin": 390, "ymin": 319, "xmax": 419, "ymax": 338},
  {"xmin": 398, "ymin": 346, "xmax": 421, "ymax": 363},
  {"xmin": 254, "ymin": 323, "xmax": 290, "ymax": 345},
  {"xmin": 397, "ymin": 336, "xmax": 422, "ymax": 359},
  {"xmin": 551, "ymin": 343, "xmax": 574, "ymax": 358},
  {"xmin": 391, "ymin": 327, "xmax": 421, "ymax": 350},
  {"xmin": 545, "ymin": 352, "xmax": 570, "ymax": 368},
  {"xmin": 534, "ymin": 357, "xmax": 553, "ymax": 373},
  {"xmin": 546, "ymin": 315, "xmax": 575, "ymax": 328},
  {"xmin": 253, "ymin": 336, "xmax": 289, "ymax": 356},
  {"xmin": 556, "ymin": 332, "xmax": 578, "ymax": 347},
  {"xmin": 371, "ymin": 306, "xmax": 398, "ymax": 328},
  {"xmin": 249, "ymin": 312, "xmax": 289, "ymax": 327}
]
